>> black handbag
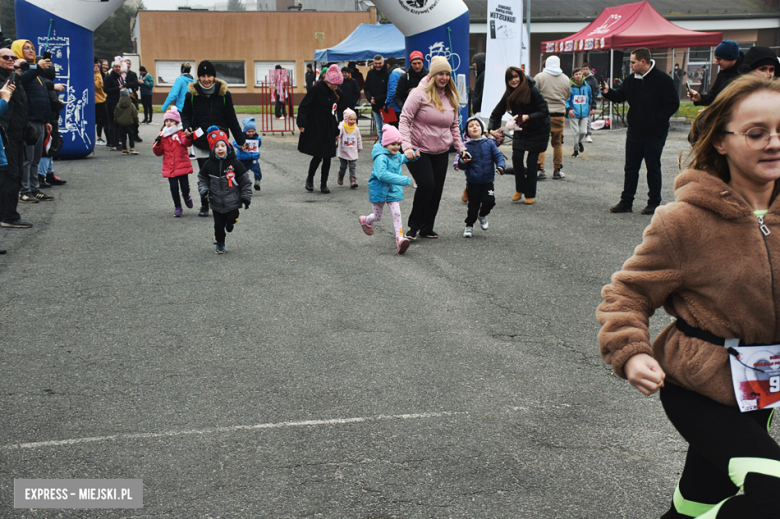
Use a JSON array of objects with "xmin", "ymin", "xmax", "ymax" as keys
[{"xmin": 24, "ymin": 122, "xmax": 40, "ymax": 146}]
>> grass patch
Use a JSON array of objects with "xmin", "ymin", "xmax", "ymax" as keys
[{"xmin": 677, "ymin": 101, "xmax": 703, "ymax": 119}]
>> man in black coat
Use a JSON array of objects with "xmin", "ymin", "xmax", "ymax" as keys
[
  {"xmin": 0, "ymin": 47, "xmax": 32, "ymax": 228},
  {"xmin": 102, "ymin": 61, "xmax": 124, "ymax": 150},
  {"xmin": 393, "ymin": 50, "xmax": 428, "ymax": 111},
  {"xmin": 336, "ymin": 67, "xmax": 360, "ymax": 120},
  {"xmin": 305, "ymin": 63, "xmax": 316, "ymax": 92},
  {"xmin": 688, "ymin": 40, "xmax": 744, "ymax": 107},
  {"xmin": 601, "ymin": 48, "xmax": 679, "ymax": 216},
  {"xmin": 363, "ymin": 54, "xmax": 389, "ymax": 142},
  {"xmin": 124, "ymin": 59, "xmax": 142, "ymax": 142},
  {"xmin": 471, "ymin": 52, "xmax": 485, "ymax": 114}
]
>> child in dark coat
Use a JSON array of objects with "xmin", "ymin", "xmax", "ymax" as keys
[
  {"xmin": 233, "ymin": 116, "xmax": 262, "ymax": 191},
  {"xmin": 457, "ymin": 116, "xmax": 505, "ymax": 237},
  {"xmin": 197, "ymin": 126, "xmax": 252, "ymax": 254},
  {"xmin": 114, "ymin": 89, "xmax": 139, "ymax": 154}
]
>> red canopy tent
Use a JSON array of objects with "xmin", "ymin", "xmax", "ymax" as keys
[{"xmin": 541, "ymin": 1, "xmax": 722, "ymax": 53}]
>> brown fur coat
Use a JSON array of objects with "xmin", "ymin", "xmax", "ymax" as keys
[{"xmin": 597, "ymin": 169, "xmax": 780, "ymax": 406}]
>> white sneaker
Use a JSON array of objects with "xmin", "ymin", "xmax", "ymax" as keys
[
  {"xmin": 463, "ymin": 226, "xmax": 473, "ymax": 238},
  {"xmin": 585, "ymin": 135, "xmax": 593, "ymax": 143},
  {"xmin": 96, "ymin": 139, "xmax": 106, "ymax": 146},
  {"xmin": 478, "ymin": 215, "xmax": 488, "ymax": 230}
]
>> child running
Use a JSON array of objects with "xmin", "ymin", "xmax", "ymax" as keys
[
  {"xmin": 457, "ymin": 116, "xmax": 505, "ymax": 237},
  {"xmin": 567, "ymin": 67, "xmax": 593, "ymax": 158},
  {"xmin": 197, "ymin": 126, "xmax": 252, "ymax": 254},
  {"xmin": 337, "ymin": 108, "xmax": 362, "ymax": 189},
  {"xmin": 152, "ymin": 107, "xmax": 194, "ymax": 217},
  {"xmin": 233, "ymin": 117, "xmax": 263, "ymax": 191},
  {"xmin": 358, "ymin": 125, "xmax": 418, "ymax": 254}
]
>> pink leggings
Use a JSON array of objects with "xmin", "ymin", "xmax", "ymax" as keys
[{"xmin": 366, "ymin": 202, "xmax": 404, "ymax": 238}]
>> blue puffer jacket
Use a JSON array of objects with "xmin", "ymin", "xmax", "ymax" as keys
[
  {"xmin": 385, "ymin": 67, "xmax": 403, "ymax": 112},
  {"xmin": 20, "ymin": 68, "xmax": 51, "ymax": 123},
  {"xmin": 566, "ymin": 80, "xmax": 593, "ymax": 120},
  {"xmin": 162, "ymin": 74, "xmax": 195, "ymax": 113},
  {"xmin": 457, "ymin": 137, "xmax": 505, "ymax": 184},
  {"xmin": 369, "ymin": 142, "xmax": 413, "ymax": 203}
]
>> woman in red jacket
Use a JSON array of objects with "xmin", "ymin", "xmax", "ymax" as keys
[{"xmin": 152, "ymin": 107, "xmax": 194, "ymax": 217}]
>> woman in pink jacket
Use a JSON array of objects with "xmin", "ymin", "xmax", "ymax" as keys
[
  {"xmin": 152, "ymin": 107, "xmax": 194, "ymax": 217},
  {"xmin": 399, "ymin": 56, "xmax": 467, "ymax": 239}
]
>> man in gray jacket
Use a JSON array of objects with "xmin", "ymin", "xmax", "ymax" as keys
[{"xmin": 534, "ymin": 56, "xmax": 570, "ymax": 179}]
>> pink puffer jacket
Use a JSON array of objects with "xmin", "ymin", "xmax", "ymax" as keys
[
  {"xmin": 153, "ymin": 127, "xmax": 194, "ymax": 178},
  {"xmin": 399, "ymin": 79, "xmax": 464, "ymax": 155}
]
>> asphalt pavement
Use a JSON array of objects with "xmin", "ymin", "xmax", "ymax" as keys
[{"xmin": 1, "ymin": 119, "xmax": 776, "ymax": 518}]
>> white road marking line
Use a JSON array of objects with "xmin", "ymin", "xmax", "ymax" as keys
[{"xmin": 2, "ymin": 411, "xmax": 461, "ymax": 450}]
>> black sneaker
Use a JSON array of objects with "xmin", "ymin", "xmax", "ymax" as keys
[
  {"xmin": 406, "ymin": 229, "xmax": 418, "ymax": 241},
  {"xmin": 321, "ymin": 185, "xmax": 330, "ymax": 194},
  {"xmin": 33, "ymin": 191, "xmax": 54, "ymax": 201},
  {"xmin": 537, "ymin": 171, "xmax": 547, "ymax": 181},
  {"xmin": 198, "ymin": 206, "xmax": 209, "ymax": 217},
  {"xmin": 610, "ymin": 200, "xmax": 633, "ymax": 213},
  {"xmin": 572, "ymin": 149, "xmax": 579, "ymax": 158},
  {"xmin": 46, "ymin": 174, "xmax": 67, "ymax": 185},
  {"xmin": 19, "ymin": 194, "xmax": 39, "ymax": 203},
  {"xmin": 305, "ymin": 178, "xmax": 314, "ymax": 192},
  {"xmin": 225, "ymin": 221, "xmax": 234, "ymax": 233},
  {"xmin": 578, "ymin": 142, "xmax": 584, "ymax": 152},
  {"xmin": 421, "ymin": 230, "xmax": 439, "ymax": 239},
  {"xmin": 38, "ymin": 176, "xmax": 52, "ymax": 188},
  {"xmin": 1, "ymin": 219, "xmax": 33, "ymax": 228},
  {"xmin": 641, "ymin": 203, "xmax": 660, "ymax": 215}
]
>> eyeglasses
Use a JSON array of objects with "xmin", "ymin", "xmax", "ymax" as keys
[
  {"xmin": 0, "ymin": 56, "xmax": 16, "ymax": 61},
  {"xmin": 723, "ymin": 128, "xmax": 780, "ymax": 150}
]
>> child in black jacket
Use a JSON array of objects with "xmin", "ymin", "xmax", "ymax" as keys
[{"xmin": 197, "ymin": 126, "xmax": 252, "ymax": 254}]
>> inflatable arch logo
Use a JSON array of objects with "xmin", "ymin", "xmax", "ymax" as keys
[{"xmin": 15, "ymin": 0, "xmax": 125, "ymax": 159}]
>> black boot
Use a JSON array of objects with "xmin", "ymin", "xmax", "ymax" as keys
[
  {"xmin": 305, "ymin": 175, "xmax": 314, "ymax": 192},
  {"xmin": 320, "ymin": 172, "xmax": 330, "ymax": 194},
  {"xmin": 46, "ymin": 173, "xmax": 66, "ymax": 185}
]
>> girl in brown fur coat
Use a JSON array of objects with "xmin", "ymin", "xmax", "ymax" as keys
[{"xmin": 598, "ymin": 75, "xmax": 780, "ymax": 519}]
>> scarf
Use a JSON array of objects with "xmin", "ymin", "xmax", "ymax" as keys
[
  {"xmin": 199, "ymin": 81, "xmax": 216, "ymax": 97},
  {"xmin": 161, "ymin": 123, "xmax": 183, "ymax": 138},
  {"xmin": 342, "ymin": 121, "xmax": 356, "ymax": 134},
  {"xmin": 571, "ymin": 77, "xmax": 583, "ymax": 87}
]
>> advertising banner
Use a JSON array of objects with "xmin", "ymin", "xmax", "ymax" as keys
[{"xmin": 481, "ymin": 0, "xmax": 523, "ymax": 119}]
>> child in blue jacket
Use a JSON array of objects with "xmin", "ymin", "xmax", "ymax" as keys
[
  {"xmin": 358, "ymin": 125, "xmax": 419, "ymax": 255},
  {"xmin": 566, "ymin": 67, "xmax": 593, "ymax": 157},
  {"xmin": 457, "ymin": 116, "xmax": 505, "ymax": 238},
  {"xmin": 233, "ymin": 117, "xmax": 263, "ymax": 191}
]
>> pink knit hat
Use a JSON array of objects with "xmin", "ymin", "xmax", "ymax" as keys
[
  {"xmin": 324, "ymin": 64, "xmax": 343, "ymax": 85},
  {"xmin": 381, "ymin": 124, "xmax": 401, "ymax": 146},
  {"xmin": 343, "ymin": 108, "xmax": 356, "ymax": 121},
  {"xmin": 163, "ymin": 106, "xmax": 181, "ymax": 124}
]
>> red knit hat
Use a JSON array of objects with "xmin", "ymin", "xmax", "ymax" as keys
[
  {"xmin": 409, "ymin": 51, "xmax": 424, "ymax": 63},
  {"xmin": 206, "ymin": 125, "xmax": 230, "ymax": 154}
]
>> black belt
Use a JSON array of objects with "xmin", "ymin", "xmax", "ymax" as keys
[{"xmin": 549, "ymin": 112, "xmax": 565, "ymax": 117}]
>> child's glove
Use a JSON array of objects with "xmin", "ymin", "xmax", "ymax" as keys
[
  {"xmin": 154, "ymin": 135, "xmax": 162, "ymax": 145},
  {"xmin": 497, "ymin": 167, "xmax": 504, "ymax": 175},
  {"xmin": 242, "ymin": 199, "xmax": 250, "ymax": 209}
]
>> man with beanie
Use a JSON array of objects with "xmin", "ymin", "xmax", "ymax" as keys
[
  {"xmin": 138, "ymin": 65, "xmax": 154, "ymax": 124},
  {"xmin": 740, "ymin": 46, "xmax": 779, "ymax": 79},
  {"xmin": 601, "ymin": 48, "xmax": 679, "ymax": 216},
  {"xmin": 534, "ymin": 56, "xmax": 570, "ymax": 180},
  {"xmin": 394, "ymin": 51, "xmax": 428, "ymax": 112},
  {"xmin": 688, "ymin": 40, "xmax": 744, "ymax": 106},
  {"xmin": 363, "ymin": 54, "xmax": 389, "ymax": 143}
]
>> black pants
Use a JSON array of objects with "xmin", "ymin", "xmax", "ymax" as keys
[
  {"xmin": 95, "ymin": 102, "xmax": 108, "ymax": 139},
  {"xmin": 213, "ymin": 208, "xmax": 240, "ymax": 244},
  {"xmin": 197, "ymin": 158, "xmax": 210, "ymax": 210},
  {"xmin": 168, "ymin": 176, "xmax": 190, "ymax": 208},
  {"xmin": 465, "ymin": 182, "xmax": 496, "ymax": 225},
  {"xmin": 275, "ymin": 99, "xmax": 286, "ymax": 118},
  {"xmin": 131, "ymin": 98, "xmax": 140, "ymax": 138},
  {"xmin": 511, "ymin": 149, "xmax": 540, "ymax": 198},
  {"xmin": 622, "ymin": 129, "xmax": 668, "ymax": 205},
  {"xmin": 307, "ymin": 156, "xmax": 331, "ymax": 186},
  {"xmin": 105, "ymin": 103, "xmax": 117, "ymax": 147},
  {"xmin": 406, "ymin": 151, "xmax": 449, "ymax": 234},
  {"xmin": 118, "ymin": 126, "xmax": 135, "ymax": 150},
  {"xmin": 659, "ymin": 383, "xmax": 780, "ymax": 519},
  {"xmin": 0, "ymin": 138, "xmax": 23, "ymax": 223},
  {"xmin": 141, "ymin": 97, "xmax": 153, "ymax": 123}
]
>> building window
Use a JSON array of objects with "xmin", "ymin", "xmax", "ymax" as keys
[
  {"xmin": 211, "ymin": 61, "xmax": 246, "ymax": 86},
  {"xmin": 255, "ymin": 61, "xmax": 296, "ymax": 87},
  {"xmin": 688, "ymin": 47, "xmax": 711, "ymax": 61},
  {"xmin": 155, "ymin": 60, "xmax": 196, "ymax": 86}
]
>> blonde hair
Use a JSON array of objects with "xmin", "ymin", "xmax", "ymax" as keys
[
  {"xmin": 422, "ymin": 74, "xmax": 460, "ymax": 112},
  {"xmin": 687, "ymin": 75, "xmax": 780, "ymax": 202}
]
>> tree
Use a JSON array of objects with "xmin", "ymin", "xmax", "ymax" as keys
[
  {"xmin": 93, "ymin": 0, "xmax": 145, "ymax": 61},
  {"xmin": 0, "ymin": 0, "xmax": 17, "ymax": 42},
  {"xmin": 227, "ymin": 0, "xmax": 247, "ymax": 11}
]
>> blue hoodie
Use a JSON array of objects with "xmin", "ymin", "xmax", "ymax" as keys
[
  {"xmin": 233, "ymin": 117, "xmax": 262, "ymax": 181},
  {"xmin": 368, "ymin": 141, "xmax": 414, "ymax": 203},
  {"xmin": 566, "ymin": 79, "xmax": 593, "ymax": 120},
  {"xmin": 161, "ymin": 73, "xmax": 195, "ymax": 113}
]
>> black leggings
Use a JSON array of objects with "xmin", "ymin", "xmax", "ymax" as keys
[
  {"xmin": 213, "ymin": 208, "xmax": 239, "ymax": 244},
  {"xmin": 406, "ymin": 151, "xmax": 449, "ymax": 234},
  {"xmin": 95, "ymin": 102, "xmax": 108, "ymax": 139},
  {"xmin": 168, "ymin": 176, "xmax": 190, "ymax": 208},
  {"xmin": 660, "ymin": 383, "xmax": 780, "ymax": 519},
  {"xmin": 197, "ymin": 157, "xmax": 210, "ymax": 209},
  {"xmin": 511, "ymin": 149, "xmax": 540, "ymax": 198},
  {"xmin": 307, "ymin": 156, "xmax": 331, "ymax": 185}
]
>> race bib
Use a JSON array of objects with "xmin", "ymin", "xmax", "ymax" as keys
[
  {"xmin": 245, "ymin": 140, "xmax": 259, "ymax": 153},
  {"xmin": 729, "ymin": 342, "xmax": 780, "ymax": 412},
  {"xmin": 573, "ymin": 95, "xmax": 587, "ymax": 105},
  {"xmin": 341, "ymin": 133, "xmax": 357, "ymax": 148}
]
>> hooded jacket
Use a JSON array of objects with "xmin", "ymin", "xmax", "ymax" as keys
[
  {"xmin": 534, "ymin": 67, "xmax": 571, "ymax": 115},
  {"xmin": 368, "ymin": 141, "xmax": 412, "ymax": 203},
  {"xmin": 566, "ymin": 78, "xmax": 593, "ymax": 119},
  {"xmin": 394, "ymin": 65, "xmax": 429, "ymax": 111},
  {"xmin": 487, "ymin": 77, "xmax": 551, "ymax": 153},
  {"xmin": 385, "ymin": 65, "xmax": 404, "ymax": 112},
  {"xmin": 472, "ymin": 53, "xmax": 486, "ymax": 113},
  {"xmin": 457, "ymin": 131, "xmax": 505, "ymax": 184},
  {"xmin": 94, "ymin": 71, "xmax": 106, "ymax": 104},
  {"xmin": 598, "ymin": 169, "xmax": 780, "ymax": 406},
  {"xmin": 0, "ymin": 67, "xmax": 28, "ymax": 140},
  {"xmin": 197, "ymin": 147, "xmax": 252, "ymax": 213},
  {"xmin": 739, "ymin": 47, "xmax": 780, "ymax": 78},
  {"xmin": 114, "ymin": 96, "xmax": 138, "ymax": 127},
  {"xmin": 153, "ymin": 123, "xmax": 194, "ymax": 178},
  {"xmin": 181, "ymin": 79, "xmax": 245, "ymax": 150},
  {"xmin": 693, "ymin": 53, "xmax": 745, "ymax": 106},
  {"xmin": 161, "ymin": 73, "xmax": 195, "ymax": 112},
  {"xmin": 399, "ymin": 78, "xmax": 465, "ymax": 155}
]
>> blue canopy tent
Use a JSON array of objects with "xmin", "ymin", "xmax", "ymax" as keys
[{"xmin": 314, "ymin": 23, "xmax": 405, "ymax": 62}]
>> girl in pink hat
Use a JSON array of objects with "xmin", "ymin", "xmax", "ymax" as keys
[{"xmin": 152, "ymin": 107, "xmax": 194, "ymax": 217}]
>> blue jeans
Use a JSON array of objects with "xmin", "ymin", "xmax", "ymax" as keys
[
  {"xmin": 372, "ymin": 110, "xmax": 383, "ymax": 143},
  {"xmin": 38, "ymin": 156, "xmax": 53, "ymax": 178},
  {"xmin": 621, "ymin": 129, "xmax": 668, "ymax": 205}
]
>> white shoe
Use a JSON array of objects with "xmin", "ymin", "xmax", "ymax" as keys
[
  {"xmin": 463, "ymin": 226, "xmax": 473, "ymax": 238},
  {"xmin": 478, "ymin": 216, "xmax": 488, "ymax": 230},
  {"xmin": 585, "ymin": 135, "xmax": 593, "ymax": 143},
  {"xmin": 96, "ymin": 139, "xmax": 106, "ymax": 146}
]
